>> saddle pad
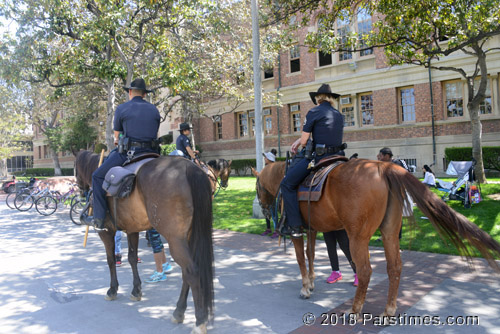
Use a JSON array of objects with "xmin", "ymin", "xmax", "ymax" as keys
[{"xmin": 297, "ymin": 161, "xmax": 345, "ymax": 202}]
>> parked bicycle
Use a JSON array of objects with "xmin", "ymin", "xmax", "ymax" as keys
[
  {"xmin": 14, "ymin": 187, "xmax": 52, "ymax": 212},
  {"xmin": 69, "ymin": 190, "xmax": 90, "ymax": 225},
  {"xmin": 35, "ymin": 184, "xmax": 79, "ymax": 216}
]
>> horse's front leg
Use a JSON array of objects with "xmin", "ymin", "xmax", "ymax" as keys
[
  {"xmin": 305, "ymin": 230, "xmax": 317, "ymax": 292},
  {"xmin": 98, "ymin": 230, "xmax": 119, "ymax": 300},
  {"xmin": 127, "ymin": 232, "xmax": 142, "ymax": 301},
  {"xmin": 291, "ymin": 237, "xmax": 311, "ymax": 299}
]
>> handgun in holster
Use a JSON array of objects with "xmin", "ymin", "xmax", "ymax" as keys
[{"xmin": 118, "ymin": 137, "xmax": 130, "ymax": 154}]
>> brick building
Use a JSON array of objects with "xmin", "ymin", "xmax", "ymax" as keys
[{"xmin": 191, "ymin": 22, "xmax": 500, "ymax": 175}]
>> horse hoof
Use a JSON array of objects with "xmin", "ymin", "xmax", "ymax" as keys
[
  {"xmin": 191, "ymin": 323, "xmax": 207, "ymax": 334},
  {"xmin": 130, "ymin": 294, "xmax": 142, "ymax": 301},
  {"xmin": 171, "ymin": 315, "xmax": 185, "ymax": 324},
  {"xmin": 104, "ymin": 294, "xmax": 117, "ymax": 301},
  {"xmin": 346, "ymin": 309, "xmax": 361, "ymax": 323},
  {"xmin": 299, "ymin": 293, "xmax": 311, "ymax": 299}
]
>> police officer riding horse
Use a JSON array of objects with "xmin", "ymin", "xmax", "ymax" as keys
[
  {"xmin": 81, "ymin": 78, "xmax": 160, "ymax": 230},
  {"xmin": 280, "ymin": 84, "xmax": 346, "ymax": 238}
]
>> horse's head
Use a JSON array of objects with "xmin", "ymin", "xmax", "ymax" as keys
[{"xmin": 218, "ymin": 159, "xmax": 232, "ymax": 188}]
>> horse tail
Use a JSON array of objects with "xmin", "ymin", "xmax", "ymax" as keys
[
  {"xmin": 187, "ymin": 164, "xmax": 214, "ymax": 317},
  {"xmin": 382, "ymin": 165, "xmax": 500, "ymax": 271}
]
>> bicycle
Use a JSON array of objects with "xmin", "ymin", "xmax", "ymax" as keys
[
  {"xmin": 35, "ymin": 184, "xmax": 79, "ymax": 216},
  {"xmin": 14, "ymin": 187, "xmax": 51, "ymax": 212},
  {"xmin": 69, "ymin": 190, "xmax": 90, "ymax": 225}
]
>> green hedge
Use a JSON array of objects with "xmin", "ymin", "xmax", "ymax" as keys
[
  {"xmin": 13, "ymin": 168, "xmax": 74, "ymax": 176},
  {"xmin": 445, "ymin": 146, "xmax": 500, "ymax": 171}
]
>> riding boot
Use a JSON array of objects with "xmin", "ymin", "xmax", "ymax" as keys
[
  {"xmin": 278, "ymin": 213, "xmax": 302, "ymax": 238},
  {"xmin": 80, "ymin": 213, "xmax": 107, "ymax": 231}
]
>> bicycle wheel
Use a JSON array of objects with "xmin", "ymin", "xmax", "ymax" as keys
[
  {"xmin": 35, "ymin": 195, "xmax": 58, "ymax": 216},
  {"xmin": 14, "ymin": 193, "xmax": 34, "ymax": 211},
  {"xmin": 6, "ymin": 192, "xmax": 18, "ymax": 209},
  {"xmin": 70, "ymin": 199, "xmax": 86, "ymax": 225}
]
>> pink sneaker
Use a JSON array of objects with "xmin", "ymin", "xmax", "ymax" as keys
[
  {"xmin": 326, "ymin": 271, "xmax": 342, "ymax": 284},
  {"xmin": 270, "ymin": 231, "xmax": 279, "ymax": 239},
  {"xmin": 353, "ymin": 274, "xmax": 358, "ymax": 287},
  {"xmin": 260, "ymin": 229, "xmax": 272, "ymax": 236}
]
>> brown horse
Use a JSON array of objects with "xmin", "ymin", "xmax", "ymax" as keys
[
  {"xmin": 75, "ymin": 150, "xmax": 214, "ymax": 334},
  {"xmin": 256, "ymin": 158, "xmax": 500, "ymax": 320}
]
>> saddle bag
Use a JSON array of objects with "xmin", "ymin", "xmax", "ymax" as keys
[{"xmin": 102, "ymin": 166, "xmax": 136, "ymax": 198}]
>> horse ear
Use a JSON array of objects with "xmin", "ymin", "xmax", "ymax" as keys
[
  {"xmin": 228, "ymin": 160, "xmax": 232, "ymax": 166},
  {"xmin": 251, "ymin": 167, "xmax": 259, "ymax": 177}
]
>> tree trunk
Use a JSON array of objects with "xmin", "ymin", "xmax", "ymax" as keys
[
  {"xmin": 50, "ymin": 148, "xmax": 62, "ymax": 176},
  {"xmin": 468, "ymin": 103, "xmax": 486, "ymax": 183},
  {"xmin": 105, "ymin": 79, "xmax": 116, "ymax": 150}
]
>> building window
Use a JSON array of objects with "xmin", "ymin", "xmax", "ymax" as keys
[
  {"xmin": 38, "ymin": 146, "xmax": 41, "ymax": 159},
  {"xmin": 318, "ymin": 51, "xmax": 333, "ymax": 67},
  {"xmin": 402, "ymin": 158, "xmax": 417, "ymax": 172},
  {"xmin": 290, "ymin": 45, "xmax": 300, "ymax": 73},
  {"xmin": 237, "ymin": 112, "xmax": 249, "ymax": 138},
  {"xmin": 6, "ymin": 156, "xmax": 32, "ymax": 173},
  {"xmin": 290, "ymin": 103, "xmax": 301, "ymax": 132},
  {"xmin": 249, "ymin": 111, "xmax": 256, "ymax": 137},
  {"xmin": 337, "ymin": 14, "xmax": 352, "ymax": 61},
  {"xmin": 357, "ymin": 8, "xmax": 373, "ymax": 56},
  {"xmin": 474, "ymin": 78, "xmax": 492, "ymax": 114},
  {"xmin": 340, "ymin": 96, "xmax": 355, "ymax": 127},
  {"xmin": 359, "ymin": 93, "xmax": 373, "ymax": 125},
  {"xmin": 263, "ymin": 58, "xmax": 274, "ymax": 79},
  {"xmin": 214, "ymin": 116, "xmax": 222, "ymax": 140},
  {"xmin": 400, "ymin": 87, "xmax": 416, "ymax": 122},
  {"xmin": 444, "ymin": 81, "xmax": 464, "ymax": 117},
  {"xmin": 263, "ymin": 108, "xmax": 272, "ymax": 135}
]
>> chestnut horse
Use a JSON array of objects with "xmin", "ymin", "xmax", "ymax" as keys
[
  {"xmin": 75, "ymin": 150, "xmax": 214, "ymax": 334},
  {"xmin": 256, "ymin": 158, "xmax": 500, "ymax": 320}
]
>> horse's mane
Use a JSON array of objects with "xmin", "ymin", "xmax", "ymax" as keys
[
  {"xmin": 75, "ymin": 150, "xmax": 100, "ymax": 189},
  {"xmin": 207, "ymin": 159, "xmax": 230, "ymax": 172}
]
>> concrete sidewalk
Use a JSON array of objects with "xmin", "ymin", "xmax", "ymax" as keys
[{"xmin": 0, "ymin": 195, "xmax": 499, "ymax": 334}]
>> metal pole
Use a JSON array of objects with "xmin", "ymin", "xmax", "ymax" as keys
[
  {"xmin": 277, "ymin": 54, "xmax": 282, "ymax": 158},
  {"xmin": 252, "ymin": 0, "xmax": 264, "ymax": 171},
  {"xmin": 251, "ymin": 0, "xmax": 265, "ymax": 219},
  {"xmin": 428, "ymin": 58, "xmax": 437, "ymax": 166}
]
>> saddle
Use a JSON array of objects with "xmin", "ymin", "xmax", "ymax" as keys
[
  {"xmin": 103, "ymin": 153, "xmax": 160, "ymax": 198},
  {"xmin": 297, "ymin": 155, "xmax": 348, "ymax": 202}
]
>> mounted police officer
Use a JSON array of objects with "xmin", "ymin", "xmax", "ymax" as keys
[
  {"xmin": 280, "ymin": 84, "xmax": 344, "ymax": 238},
  {"xmin": 176, "ymin": 122, "xmax": 200, "ymax": 161},
  {"xmin": 81, "ymin": 78, "xmax": 160, "ymax": 230}
]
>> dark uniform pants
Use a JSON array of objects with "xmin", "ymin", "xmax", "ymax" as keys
[
  {"xmin": 92, "ymin": 148, "xmax": 154, "ymax": 220},
  {"xmin": 280, "ymin": 152, "xmax": 342, "ymax": 228}
]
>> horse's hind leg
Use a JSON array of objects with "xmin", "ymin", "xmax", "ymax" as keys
[
  {"xmin": 172, "ymin": 277, "xmax": 189, "ymax": 324},
  {"xmin": 98, "ymin": 230, "xmax": 119, "ymax": 301},
  {"xmin": 127, "ymin": 232, "xmax": 142, "ymax": 301},
  {"xmin": 347, "ymin": 237, "xmax": 371, "ymax": 319},
  {"xmin": 305, "ymin": 230, "xmax": 317, "ymax": 292},
  {"xmin": 169, "ymin": 238, "xmax": 208, "ymax": 333},
  {"xmin": 291, "ymin": 237, "xmax": 311, "ymax": 299},
  {"xmin": 379, "ymin": 213, "xmax": 403, "ymax": 318}
]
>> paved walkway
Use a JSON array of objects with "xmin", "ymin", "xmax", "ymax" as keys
[{"xmin": 0, "ymin": 194, "xmax": 499, "ymax": 334}]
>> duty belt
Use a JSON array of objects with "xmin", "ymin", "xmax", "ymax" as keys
[{"xmin": 130, "ymin": 141, "xmax": 153, "ymax": 149}]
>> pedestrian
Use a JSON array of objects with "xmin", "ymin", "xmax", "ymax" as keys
[
  {"xmin": 324, "ymin": 230, "xmax": 358, "ymax": 286},
  {"xmin": 145, "ymin": 229, "xmax": 173, "ymax": 283},
  {"xmin": 422, "ymin": 165, "xmax": 436, "ymax": 187}
]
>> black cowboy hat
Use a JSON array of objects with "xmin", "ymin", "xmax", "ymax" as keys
[
  {"xmin": 179, "ymin": 122, "xmax": 192, "ymax": 132},
  {"xmin": 122, "ymin": 78, "xmax": 153, "ymax": 93},
  {"xmin": 379, "ymin": 147, "xmax": 393, "ymax": 157},
  {"xmin": 309, "ymin": 83, "xmax": 340, "ymax": 105}
]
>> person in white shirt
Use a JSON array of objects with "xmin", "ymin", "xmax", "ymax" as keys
[{"xmin": 422, "ymin": 165, "xmax": 436, "ymax": 187}]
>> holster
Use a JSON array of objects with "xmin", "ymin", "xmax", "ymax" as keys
[
  {"xmin": 118, "ymin": 137, "xmax": 130, "ymax": 154},
  {"xmin": 315, "ymin": 144, "xmax": 326, "ymax": 156},
  {"xmin": 304, "ymin": 139, "xmax": 314, "ymax": 160}
]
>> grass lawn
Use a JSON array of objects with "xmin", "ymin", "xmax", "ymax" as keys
[{"xmin": 214, "ymin": 176, "xmax": 500, "ymax": 257}]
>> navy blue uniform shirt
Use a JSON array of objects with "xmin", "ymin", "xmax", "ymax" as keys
[
  {"xmin": 113, "ymin": 96, "xmax": 160, "ymax": 142},
  {"xmin": 176, "ymin": 134, "xmax": 192, "ymax": 157},
  {"xmin": 302, "ymin": 101, "xmax": 343, "ymax": 147}
]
